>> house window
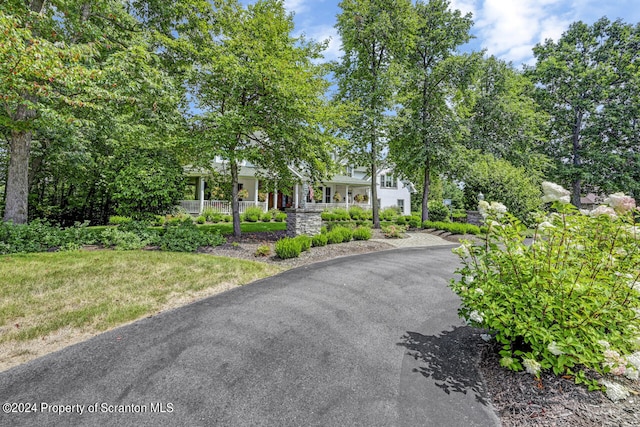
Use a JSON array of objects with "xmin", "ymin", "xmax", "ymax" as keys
[
  {"xmin": 397, "ymin": 199, "xmax": 405, "ymax": 212},
  {"xmin": 325, "ymin": 187, "xmax": 332, "ymax": 203},
  {"xmin": 380, "ymin": 174, "xmax": 396, "ymax": 188},
  {"xmin": 345, "ymin": 166, "xmax": 353, "ymax": 177}
]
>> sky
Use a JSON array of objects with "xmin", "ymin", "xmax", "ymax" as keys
[{"xmin": 280, "ymin": 0, "xmax": 640, "ymax": 68}]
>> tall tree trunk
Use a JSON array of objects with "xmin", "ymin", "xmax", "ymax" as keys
[
  {"xmin": 371, "ymin": 148, "xmax": 380, "ymax": 229},
  {"xmin": 230, "ymin": 159, "xmax": 241, "ymax": 238},
  {"xmin": 4, "ymin": 130, "xmax": 32, "ymax": 224},
  {"xmin": 421, "ymin": 159, "xmax": 430, "ymax": 223},
  {"xmin": 3, "ymin": 0, "xmax": 47, "ymax": 223}
]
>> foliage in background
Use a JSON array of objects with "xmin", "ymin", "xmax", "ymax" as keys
[
  {"xmin": 454, "ymin": 149, "xmax": 542, "ymax": 224},
  {"xmin": 390, "ymin": 0, "xmax": 475, "ymax": 223},
  {"xmin": 451, "ymin": 185, "xmax": 640, "ymax": 389},
  {"xmin": 528, "ymin": 17, "xmax": 640, "ymax": 205},
  {"xmin": 334, "ymin": 0, "xmax": 415, "ymax": 228}
]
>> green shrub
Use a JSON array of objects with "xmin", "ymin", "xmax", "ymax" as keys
[
  {"xmin": 395, "ymin": 216, "xmax": 407, "ymax": 225},
  {"xmin": 160, "ymin": 221, "xmax": 224, "ymax": 252},
  {"xmin": 294, "ymin": 235, "xmax": 312, "ymax": 251},
  {"xmin": 332, "ymin": 208, "xmax": 351, "ymax": 221},
  {"xmin": 196, "ymin": 215, "xmax": 206, "ymax": 224},
  {"xmin": 320, "ymin": 210, "xmax": 335, "ymax": 221},
  {"xmin": 274, "ymin": 212, "xmax": 287, "ymax": 222},
  {"xmin": 275, "ymin": 237, "xmax": 302, "ymax": 259},
  {"xmin": 223, "ymin": 215, "xmax": 232, "ymax": 222},
  {"xmin": 261, "ymin": 213, "xmax": 272, "ymax": 222},
  {"xmin": 0, "ymin": 220, "xmax": 97, "ymax": 254},
  {"xmin": 427, "ymin": 201, "xmax": 450, "ymax": 222},
  {"xmin": 100, "ymin": 228, "xmax": 148, "ymax": 250},
  {"xmin": 352, "ymin": 227, "xmax": 372, "ymax": 241},
  {"xmin": 320, "ymin": 226, "xmax": 328, "ymax": 234},
  {"xmin": 254, "ymin": 245, "xmax": 271, "ymax": 257},
  {"xmin": 423, "ymin": 221, "xmax": 483, "ymax": 235},
  {"xmin": 311, "ymin": 233, "xmax": 328, "ymax": 247},
  {"xmin": 108, "ymin": 215, "xmax": 132, "ymax": 226},
  {"xmin": 382, "ymin": 224, "xmax": 407, "ymax": 238},
  {"xmin": 326, "ymin": 226, "xmax": 352, "ymax": 244},
  {"xmin": 348, "ymin": 206, "xmax": 367, "ymax": 220},
  {"xmin": 450, "ymin": 188, "xmax": 640, "ymax": 388},
  {"xmin": 408, "ymin": 216, "xmax": 421, "ymax": 228},
  {"xmin": 243, "ymin": 206, "xmax": 263, "ymax": 222},
  {"xmin": 152, "ymin": 215, "xmax": 166, "ymax": 226},
  {"xmin": 380, "ymin": 206, "xmax": 399, "ymax": 221}
]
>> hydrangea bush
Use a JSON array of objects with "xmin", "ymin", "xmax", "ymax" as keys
[{"xmin": 450, "ymin": 182, "xmax": 640, "ymax": 388}]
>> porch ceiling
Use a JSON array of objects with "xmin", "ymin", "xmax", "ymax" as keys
[{"xmin": 320, "ymin": 174, "xmax": 370, "ymax": 187}]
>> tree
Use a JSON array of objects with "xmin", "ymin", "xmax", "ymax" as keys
[
  {"xmin": 0, "ymin": 1, "xmax": 180, "ymax": 223},
  {"xmin": 529, "ymin": 18, "xmax": 640, "ymax": 206},
  {"xmin": 186, "ymin": 0, "xmax": 334, "ymax": 237},
  {"xmin": 335, "ymin": 0, "xmax": 415, "ymax": 228},
  {"xmin": 389, "ymin": 0, "xmax": 475, "ymax": 222},
  {"xmin": 1, "ymin": 1, "xmax": 190, "ymax": 224},
  {"xmin": 454, "ymin": 149, "xmax": 542, "ymax": 223},
  {"xmin": 460, "ymin": 56, "xmax": 549, "ymax": 176}
]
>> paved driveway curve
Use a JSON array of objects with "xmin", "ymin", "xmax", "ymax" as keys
[{"xmin": 0, "ymin": 246, "xmax": 499, "ymax": 427}]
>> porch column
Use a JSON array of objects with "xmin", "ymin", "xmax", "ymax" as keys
[
  {"xmin": 294, "ymin": 183, "xmax": 299, "ymax": 209},
  {"xmin": 273, "ymin": 184, "xmax": 278, "ymax": 210},
  {"xmin": 346, "ymin": 185, "xmax": 349, "ymax": 209},
  {"xmin": 198, "ymin": 176, "xmax": 205, "ymax": 214},
  {"xmin": 366, "ymin": 187, "xmax": 371, "ymax": 208},
  {"xmin": 254, "ymin": 179, "xmax": 259, "ymax": 207}
]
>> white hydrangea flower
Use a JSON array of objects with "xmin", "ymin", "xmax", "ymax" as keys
[
  {"xmin": 590, "ymin": 205, "xmax": 617, "ymax": 218},
  {"xmin": 547, "ymin": 341, "xmax": 564, "ymax": 356},
  {"xmin": 537, "ymin": 221, "xmax": 554, "ymax": 231},
  {"xmin": 597, "ymin": 340, "xmax": 611, "ymax": 349},
  {"xmin": 465, "ymin": 275, "xmax": 475, "ymax": 284},
  {"xmin": 478, "ymin": 200, "xmax": 490, "ymax": 219},
  {"xmin": 475, "ymin": 288, "xmax": 484, "ymax": 296},
  {"xmin": 600, "ymin": 379, "xmax": 630, "ymax": 402},
  {"xmin": 522, "ymin": 358, "xmax": 541, "ymax": 376},
  {"xmin": 605, "ymin": 192, "xmax": 637, "ymax": 214},
  {"xmin": 541, "ymin": 182, "xmax": 571, "ymax": 204},
  {"xmin": 469, "ymin": 310, "xmax": 484, "ymax": 323},
  {"xmin": 625, "ymin": 367, "xmax": 639, "ymax": 381},
  {"xmin": 627, "ymin": 351, "xmax": 640, "ymax": 371}
]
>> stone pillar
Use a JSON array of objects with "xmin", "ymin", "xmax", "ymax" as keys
[
  {"xmin": 286, "ymin": 208, "xmax": 322, "ymax": 237},
  {"xmin": 466, "ymin": 210, "xmax": 484, "ymax": 226}
]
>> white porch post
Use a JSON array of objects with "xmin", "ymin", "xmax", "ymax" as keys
[
  {"xmin": 254, "ymin": 179, "xmax": 259, "ymax": 207},
  {"xmin": 198, "ymin": 176, "xmax": 205, "ymax": 214},
  {"xmin": 294, "ymin": 183, "xmax": 299, "ymax": 209},
  {"xmin": 273, "ymin": 184, "xmax": 278, "ymax": 210},
  {"xmin": 346, "ymin": 185, "xmax": 349, "ymax": 210},
  {"xmin": 366, "ymin": 187, "xmax": 371, "ymax": 208}
]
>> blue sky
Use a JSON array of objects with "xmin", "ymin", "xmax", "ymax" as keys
[{"xmin": 280, "ymin": 0, "xmax": 640, "ymax": 67}]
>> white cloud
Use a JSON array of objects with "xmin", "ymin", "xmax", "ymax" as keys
[
  {"xmin": 296, "ymin": 24, "xmax": 342, "ymax": 62},
  {"xmin": 284, "ymin": 0, "xmax": 308, "ymax": 14},
  {"xmin": 449, "ymin": 0, "xmax": 479, "ymax": 18},
  {"xmin": 472, "ymin": 0, "xmax": 572, "ymax": 64}
]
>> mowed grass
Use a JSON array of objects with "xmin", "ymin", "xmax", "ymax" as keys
[{"xmin": 0, "ymin": 251, "xmax": 283, "ymax": 345}]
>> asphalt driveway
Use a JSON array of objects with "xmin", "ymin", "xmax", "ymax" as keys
[{"xmin": 0, "ymin": 246, "xmax": 499, "ymax": 426}]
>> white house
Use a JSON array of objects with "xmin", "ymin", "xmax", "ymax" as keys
[{"xmin": 180, "ymin": 160, "xmax": 413, "ymax": 216}]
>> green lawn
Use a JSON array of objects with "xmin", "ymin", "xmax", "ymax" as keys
[{"xmin": 0, "ymin": 251, "xmax": 283, "ymax": 346}]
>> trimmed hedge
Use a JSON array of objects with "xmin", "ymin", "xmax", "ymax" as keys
[
  {"xmin": 423, "ymin": 221, "xmax": 485, "ymax": 235},
  {"xmin": 275, "ymin": 237, "xmax": 302, "ymax": 259}
]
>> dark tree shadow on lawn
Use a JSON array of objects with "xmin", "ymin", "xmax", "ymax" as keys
[{"xmin": 397, "ymin": 325, "xmax": 490, "ymax": 405}]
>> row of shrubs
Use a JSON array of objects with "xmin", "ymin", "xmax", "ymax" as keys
[
  {"xmin": 274, "ymin": 226, "xmax": 373, "ymax": 259},
  {"xmin": 0, "ymin": 219, "xmax": 225, "ymax": 254},
  {"xmin": 422, "ymin": 221, "xmax": 486, "ymax": 236},
  {"xmin": 109, "ymin": 207, "xmax": 288, "ymax": 227}
]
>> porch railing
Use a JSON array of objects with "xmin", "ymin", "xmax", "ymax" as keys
[
  {"xmin": 179, "ymin": 200, "xmax": 267, "ymax": 215},
  {"xmin": 309, "ymin": 202, "xmax": 371, "ymax": 210}
]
